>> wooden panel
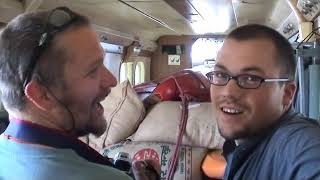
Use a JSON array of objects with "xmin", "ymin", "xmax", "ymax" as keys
[
  {"xmin": 151, "ymin": 35, "xmax": 193, "ymax": 81},
  {"xmin": 0, "ymin": 0, "xmax": 300, "ymax": 51},
  {"xmin": 164, "ymin": 0, "xmax": 200, "ymax": 21},
  {"xmin": 268, "ymin": 0, "xmax": 292, "ymax": 28},
  {"xmin": 166, "ymin": 0, "xmax": 236, "ymax": 34},
  {"xmin": 0, "ymin": 0, "xmax": 23, "ymax": 23},
  {"xmin": 233, "ymin": 0, "xmax": 278, "ymax": 26},
  {"xmin": 190, "ymin": 0, "xmax": 236, "ymax": 33},
  {"xmin": 123, "ymin": 0, "xmax": 194, "ymax": 35}
]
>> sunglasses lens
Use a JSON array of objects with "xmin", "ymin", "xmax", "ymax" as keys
[{"xmin": 49, "ymin": 9, "xmax": 72, "ymax": 27}]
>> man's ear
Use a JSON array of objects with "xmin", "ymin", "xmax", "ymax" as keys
[
  {"xmin": 24, "ymin": 80, "xmax": 54, "ymax": 111},
  {"xmin": 282, "ymin": 81, "xmax": 297, "ymax": 110}
]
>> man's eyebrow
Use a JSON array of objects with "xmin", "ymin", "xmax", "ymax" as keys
[
  {"xmin": 86, "ymin": 56, "xmax": 103, "ymax": 72},
  {"xmin": 240, "ymin": 67, "xmax": 265, "ymax": 74},
  {"xmin": 213, "ymin": 64, "xmax": 227, "ymax": 70},
  {"xmin": 89, "ymin": 58, "xmax": 103, "ymax": 67},
  {"xmin": 214, "ymin": 64, "xmax": 265, "ymax": 74},
  {"xmin": 88, "ymin": 50, "xmax": 105, "ymax": 68}
]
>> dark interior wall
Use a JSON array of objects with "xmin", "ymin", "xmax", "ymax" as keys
[{"xmin": 151, "ymin": 35, "xmax": 194, "ymax": 81}]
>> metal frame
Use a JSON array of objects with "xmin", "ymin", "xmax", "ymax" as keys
[{"xmin": 294, "ymin": 41, "xmax": 320, "ymax": 119}]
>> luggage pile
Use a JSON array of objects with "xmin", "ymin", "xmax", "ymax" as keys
[{"xmin": 81, "ymin": 70, "xmax": 225, "ymax": 180}]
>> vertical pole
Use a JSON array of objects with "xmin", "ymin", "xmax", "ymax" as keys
[
  {"xmin": 297, "ymin": 56, "xmax": 306, "ymax": 115},
  {"xmin": 309, "ymin": 41, "xmax": 320, "ymax": 120},
  {"xmin": 308, "ymin": 64, "xmax": 320, "ymax": 119}
]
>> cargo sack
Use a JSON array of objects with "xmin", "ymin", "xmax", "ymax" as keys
[
  {"xmin": 133, "ymin": 101, "xmax": 224, "ymax": 149},
  {"xmin": 87, "ymin": 80, "xmax": 146, "ymax": 152}
]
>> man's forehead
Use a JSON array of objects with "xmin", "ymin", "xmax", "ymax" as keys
[
  {"xmin": 215, "ymin": 38, "xmax": 278, "ymax": 74},
  {"xmin": 57, "ymin": 26, "xmax": 102, "ymax": 57},
  {"xmin": 53, "ymin": 26, "xmax": 104, "ymax": 78}
]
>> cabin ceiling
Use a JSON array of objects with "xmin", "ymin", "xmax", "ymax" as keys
[{"xmin": 0, "ymin": 0, "xmax": 306, "ymax": 49}]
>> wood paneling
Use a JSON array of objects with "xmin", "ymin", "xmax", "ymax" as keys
[
  {"xmin": 151, "ymin": 34, "xmax": 225, "ymax": 81},
  {"xmin": 164, "ymin": 0, "xmax": 200, "ymax": 21},
  {"xmin": 151, "ymin": 35, "xmax": 194, "ymax": 81}
]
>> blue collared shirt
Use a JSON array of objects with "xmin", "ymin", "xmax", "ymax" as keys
[{"xmin": 223, "ymin": 109, "xmax": 320, "ymax": 180}]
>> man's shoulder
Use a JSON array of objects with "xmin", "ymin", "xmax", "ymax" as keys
[
  {"xmin": 265, "ymin": 114, "xmax": 320, "ymax": 179},
  {"xmin": 33, "ymin": 148, "xmax": 132, "ymax": 180},
  {"xmin": 0, "ymin": 140, "xmax": 131, "ymax": 180},
  {"xmin": 269, "ymin": 114, "xmax": 320, "ymax": 153},
  {"xmin": 275, "ymin": 114, "xmax": 320, "ymax": 139},
  {"xmin": 62, "ymin": 153, "xmax": 130, "ymax": 178}
]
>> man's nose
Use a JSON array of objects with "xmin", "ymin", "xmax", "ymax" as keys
[
  {"xmin": 101, "ymin": 66, "xmax": 117, "ymax": 88},
  {"xmin": 220, "ymin": 79, "xmax": 242, "ymax": 97}
]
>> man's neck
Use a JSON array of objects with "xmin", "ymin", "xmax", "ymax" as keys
[
  {"xmin": 235, "ymin": 108, "xmax": 295, "ymax": 146},
  {"xmin": 8, "ymin": 109, "xmax": 70, "ymax": 134}
]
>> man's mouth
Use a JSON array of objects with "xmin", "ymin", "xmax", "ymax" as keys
[
  {"xmin": 221, "ymin": 107, "xmax": 243, "ymax": 115},
  {"xmin": 94, "ymin": 89, "xmax": 111, "ymax": 115},
  {"xmin": 95, "ymin": 102, "xmax": 104, "ymax": 115}
]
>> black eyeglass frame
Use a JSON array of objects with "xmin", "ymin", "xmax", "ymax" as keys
[
  {"xmin": 22, "ymin": 7, "xmax": 77, "ymax": 90},
  {"xmin": 205, "ymin": 71, "xmax": 290, "ymax": 89}
]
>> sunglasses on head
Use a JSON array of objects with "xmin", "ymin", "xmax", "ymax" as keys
[{"xmin": 23, "ymin": 7, "xmax": 77, "ymax": 90}]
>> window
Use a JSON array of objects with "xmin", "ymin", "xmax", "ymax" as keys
[
  {"xmin": 134, "ymin": 61, "xmax": 145, "ymax": 85},
  {"xmin": 100, "ymin": 42, "xmax": 123, "ymax": 83},
  {"xmin": 120, "ymin": 62, "xmax": 134, "ymax": 85},
  {"xmin": 191, "ymin": 38, "xmax": 223, "ymax": 66},
  {"xmin": 191, "ymin": 38, "xmax": 223, "ymax": 75}
]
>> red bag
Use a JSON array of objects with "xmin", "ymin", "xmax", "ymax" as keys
[{"xmin": 153, "ymin": 70, "xmax": 211, "ymax": 102}]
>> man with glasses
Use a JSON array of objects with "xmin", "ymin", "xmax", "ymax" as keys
[
  {"xmin": 206, "ymin": 24, "xmax": 320, "ymax": 180},
  {"xmin": 0, "ymin": 7, "xmax": 159, "ymax": 180}
]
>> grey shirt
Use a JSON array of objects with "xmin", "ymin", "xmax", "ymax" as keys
[{"xmin": 0, "ymin": 136, "xmax": 132, "ymax": 180}]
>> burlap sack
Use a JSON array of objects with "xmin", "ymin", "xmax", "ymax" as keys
[
  {"xmin": 87, "ymin": 80, "xmax": 146, "ymax": 152},
  {"xmin": 103, "ymin": 141, "xmax": 208, "ymax": 180},
  {"xmin": 133, "ymin": 101, "xmax": 224, "ymax": 149}
]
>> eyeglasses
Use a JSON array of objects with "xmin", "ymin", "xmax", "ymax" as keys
[
  {"xmin": 205, "ymin": 71, "xmax": 290, "ymax": 89},
  {"xmin": 23, "ymin": 7, "xmax": 77, "ymax": 89}
]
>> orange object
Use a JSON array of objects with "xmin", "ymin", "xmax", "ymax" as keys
[{"xmin": 202, "ymin": 150, "xmax": 226, "ymax": 179}]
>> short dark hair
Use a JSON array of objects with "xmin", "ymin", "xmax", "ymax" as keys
[
  {"xmin": 0, "ymin": 7, "xmax": 89, "ymax": 110},
  {"xmin": 226, "ymin": 24, "xmax": 296, "ymax": 80}
]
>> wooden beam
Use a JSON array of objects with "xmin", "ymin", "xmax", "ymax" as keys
[
  {"xmin": 24, "ymin": 0, "xmax": 43, "ymax": 13},
  {"xmin": 93, "ymin": 24, "xmax": 157, "ymax": 51},
  {"xmin": 0, "ymin": 0, "xmax": 23, "ymax": 23},
  {"xmin": 93, "ymin": 24, "xmax": 136, "ymax": 41},
  {"xmin": 164, "ymin": 0, "xmax": 202, "ymax": 22}
]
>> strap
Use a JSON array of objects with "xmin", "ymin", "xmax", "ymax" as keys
[{"xmin": 166, "ymin": 76, "xmax": 191, "ymax": 180}]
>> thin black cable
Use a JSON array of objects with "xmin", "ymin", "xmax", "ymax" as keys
[
  {"xmin": 294, "ymin": 34, "xmax": 300, "ymax": 43},
  {"xmin": 314, "ymin": 32, "xmax": 320, "ymax": 37},
  {"xmin": 296, "ymin": 27, "xmax": 320, "ymax": 49},
  {"xmin": 296, "ymin": 32, "xmax": 314, "ymax": 49},
  {"xmin": 305, "ymin": 32, "xmax": 315, "ymax": 42},
  {"xmin": 42, "ymin": 84, "xmax": 76, "ymax": 133}
]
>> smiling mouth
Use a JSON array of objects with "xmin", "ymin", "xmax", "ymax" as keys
[
  {"xmin": 94, "ymin": 102, "xmax": 104, "ymax": 115},
  {"xmin": 221, "ymin": 107, "xmax": 243, "ymax": 115}
]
